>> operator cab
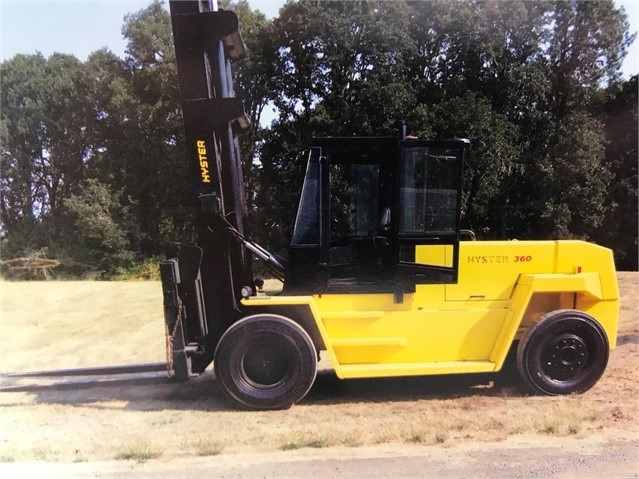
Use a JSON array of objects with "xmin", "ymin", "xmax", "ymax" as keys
[{"xmin": 285, "ymin": 136, "xmax": 469, "ymax": 296}]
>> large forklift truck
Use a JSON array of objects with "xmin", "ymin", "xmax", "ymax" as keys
[{"xmin": 161, "ymin": 1, "xmax": 620, "ymax": 410}]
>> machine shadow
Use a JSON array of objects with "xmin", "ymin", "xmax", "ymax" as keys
[
  {"xmin": 0, "ymin": 363, "xmax": 526, "ymax": 412},
  {"xmin": 302, "ymin": 368, "xmax": 525, "ymax": 405},
  {"xmin": 1, "ymin": 369, "xmax": 221, "ymax": 411}
]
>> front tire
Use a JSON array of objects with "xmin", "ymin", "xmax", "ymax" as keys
[
  {"xmin": 214, "ymin": 314, "xmax": 317, "ymax": 410},
  {"xmin": 517, "ymin": 310, "xmax": 609, "ymax": 395}
]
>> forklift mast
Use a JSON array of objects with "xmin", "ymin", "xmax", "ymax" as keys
[{"xmin": 161, "ymin": 0, "xmax": 256, "ymax": 379}]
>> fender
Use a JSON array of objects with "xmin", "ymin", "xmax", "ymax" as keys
[{"xmin": 491, "ymin": 272, "xmax": 617, "ymax": 369}]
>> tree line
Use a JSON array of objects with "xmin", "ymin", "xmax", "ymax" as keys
[{"xmin": 1, "ymin": 0, "xmax": 637, "ymax": 278}]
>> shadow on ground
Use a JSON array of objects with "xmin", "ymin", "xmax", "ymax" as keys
[{"xmin": 0, "ymin": 359, "xmax": 526, "ymax": 412}]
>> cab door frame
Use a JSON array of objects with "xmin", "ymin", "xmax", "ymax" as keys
[{"xmin": 393, "ymin": 139, "xmax": 468, "ymax": 291}]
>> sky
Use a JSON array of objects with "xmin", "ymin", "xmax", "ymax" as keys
[
  {"xmin": 0, "ymin": 0, "xmax": 638, "ymax": 78},
  {"xmin": 0, "ymin": 0, "xmax": 286, "ymax": 60}
]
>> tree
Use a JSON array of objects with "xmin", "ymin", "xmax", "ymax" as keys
[
  {"xmin": 594, "ymin": 76, "xmax": 638, "ymax": 270},
  {"xmin": 116, "ymin": 0, "xmax": 191, "ymax": 253},
  {"xmin": 63, "ymin": 179, "xmax": 132, "ymax": 269},
  {"xmin": 506, "ymin": 0, "xmax": 634, "ymax": 241},
  {"xmin": 1, "ymin": 0, "xmax": 635, "ymax": 273},
  {"xmin": 544, "ymin": 0, "xmax": 634, "ymax": 121},
  {"xmin": 0, "ymin": 53, "xmax": 48, "ymax": 239},
  {"xmin": 529, "ymin": 112, "xmax": 612, "ymax": 239},
  {"xmin": 1, "ymin": 53, "xmax": 91, "ymax": 257},
  {"xmin": 1, "ymin": 1, "xmax": 191, "ymax": 267}
]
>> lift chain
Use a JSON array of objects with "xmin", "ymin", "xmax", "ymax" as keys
[{"xmin": 164, "ymin": 295, "xmax": 184, "ymax": 378}]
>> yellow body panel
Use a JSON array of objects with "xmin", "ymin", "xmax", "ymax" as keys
[{"xmin": 243, "ymin": 240, "xmax": 619, "ymax": 380}]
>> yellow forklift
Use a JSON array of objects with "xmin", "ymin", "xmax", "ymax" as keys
[{"xmin": 161, "ymin": 1, "xmax": 619, "ymax": 409}]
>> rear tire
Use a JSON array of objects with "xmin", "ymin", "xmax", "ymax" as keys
[
  {"xmin": 517, "ymin": 310, "xmax": 609, "ymax": 395},
  {"xmin": 214, "ymin": 314, "xmax": 317, "ymax": 410}
]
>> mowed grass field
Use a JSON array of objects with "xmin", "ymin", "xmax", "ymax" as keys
[{"xmin": 0, "ymin": 274, "xmax": 637, "ymax": 462}]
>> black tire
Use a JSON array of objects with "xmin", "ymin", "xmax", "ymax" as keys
[
  {"xmin": 214, "ymin": 314, "xmax": 317, "ymax": 410},
  {"xmin": 517, "ymin": 309, "xmax": 609, "ymax": 395}
]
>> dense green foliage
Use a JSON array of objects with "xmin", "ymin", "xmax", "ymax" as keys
[{"xmin": 1, "ymin": 0, "xmax": 637, "ymax": 277}]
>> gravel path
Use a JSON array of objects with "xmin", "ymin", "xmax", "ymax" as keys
[{"xmin": 1, "ymin": 436, "xmax": 636, "ymax": 478}]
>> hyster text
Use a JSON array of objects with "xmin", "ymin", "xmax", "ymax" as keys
[
  {"xmin": 467, "ymin": 255, "xmax": 509, "ymax": 264},
  {"xmin": 196, "ymin": 140, "xmax": 211, "ymax": 184}
]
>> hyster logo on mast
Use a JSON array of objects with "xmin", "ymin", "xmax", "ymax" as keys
[{"xmin": 196, "ymin": 140, "xmax": 211, "ymax": 183}]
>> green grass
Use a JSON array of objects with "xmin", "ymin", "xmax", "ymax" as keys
[
  {"xmin": 108, "ymin": 257, "xmax": 162, "ymax": 281},
  {"xmin": 280, "ymin": 438, "xmax": 329, "ymax": 450},
  {"xmin": 32, "ymin": 445, "xmax": 56, "ymax": 461},
  {"xmin": 194, "ymin": 438, "xmax": 225, "ymax": 457},
  {"xmin": 114, "ymin": 441, "xmax": 162, "ymax": 463}
]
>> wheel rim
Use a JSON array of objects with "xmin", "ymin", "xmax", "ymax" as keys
[
  {"xmin": 540, "ymin": 333, "xmax": 589, "ymax": 382},
  {"xmin": 240, "ymin": 333, "xmax": 296, "ymax": 389}
]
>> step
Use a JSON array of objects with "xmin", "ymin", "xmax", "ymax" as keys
[{"xmin": 337, "ymin": 360, "xmax": 495, "ymax": 379}]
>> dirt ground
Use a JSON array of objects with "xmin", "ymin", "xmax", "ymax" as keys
[{"xmin": 0, "ymin": 273, "xmax": 637, "ymax": 477}]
